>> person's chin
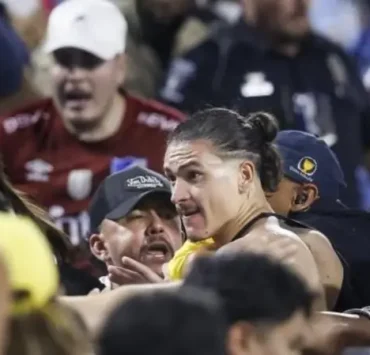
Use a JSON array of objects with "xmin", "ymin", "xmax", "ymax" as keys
[
  {"xmin": 184, "ymin": 227, "xmax": 210, "ymax": 242},
  {"xmin": 64, "ymin": 113, "xmax": 99, "ymax": 132}
]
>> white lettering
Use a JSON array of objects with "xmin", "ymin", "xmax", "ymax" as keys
[
  {"xmin": 3, "ymin": 111, "xmax": 42, "ymax": 134},
  {"xmin": 137, "ymin": 112, "xmax": 179, "ymax": 132},
  {"xmin": 49, "ymin": 205, "xmax": 90, "ymax": 245}
]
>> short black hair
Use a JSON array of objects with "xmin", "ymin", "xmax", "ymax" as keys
[
  {"xmin": 98, "ymin": 288, "xmax": 227, "ymax": 355},
  {"xmin": 183, "ymin": 253, "xmax": 316, "ymax": 326},
  {"xmin": 167, "ymin": 108, "xmax": 282, "ymax": 192}
]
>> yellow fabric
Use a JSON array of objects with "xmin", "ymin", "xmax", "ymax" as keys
[
  {"xmin": 0, "ymin": 213, "xmax": 59, "ymax": 315},
  {"xmin": 167, "ymin": 238, "xmax": 214, "ymax": 281}
]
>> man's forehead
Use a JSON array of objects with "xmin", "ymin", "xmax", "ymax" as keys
[{"xmin": 164, "ymin": 140, "xmax": 223, "ymax": 172}]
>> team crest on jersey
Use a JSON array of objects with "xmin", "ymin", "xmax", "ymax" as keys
[
  {"xmin": 240, "ymin": 72, "xmax": 274, "ymax": 98},
  {"xmin": 297, "ymin": 157, "xmax": 317, "ymax": 177},
  {"xmin": 67, "ymin": 169, "xmax": 93, "ymax": 201}
]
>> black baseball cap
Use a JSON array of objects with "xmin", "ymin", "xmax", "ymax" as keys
[{"xmin": 89, "ymin": 166, "xmax": 172, "ymax": 233}]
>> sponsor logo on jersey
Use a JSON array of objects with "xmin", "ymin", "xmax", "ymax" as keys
[
  {"xmin": 67, "ymin": 169, "xmax": 93, "ymax": 201},
  {"xmin": 240, "ymin": 72, "xmax": 275, "ymax": 98},
  {"xmin": 25, "ymin": 159, "xmax": 53, "ymax": 182},
  {"xmin": 137, "ymin": 112, "xmax": 180, "ymax": 132},
  {"xmin": 3, "ymin": 110, "xmax": 43, "ymax": 134},
  {"xmin": 49, "ymin": 205, "xmax": 90, "ymax": 245},
  {"xmin": 159, "ymin": 58, "xmax": 196, "ymax": 103}
]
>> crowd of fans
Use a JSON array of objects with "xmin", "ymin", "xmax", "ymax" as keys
[{"xmin": 3, "ymin": 0, "xmax": 370, "ymax": 354}]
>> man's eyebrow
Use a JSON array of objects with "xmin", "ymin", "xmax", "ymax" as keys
[{"xmin": 164, "ymin": 161, "xmax": 203, "ymax": 174}]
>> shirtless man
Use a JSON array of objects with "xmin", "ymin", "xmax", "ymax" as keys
[{"xmin": 163, "ymin": 108, "xmax": 342, "ymax": 310}]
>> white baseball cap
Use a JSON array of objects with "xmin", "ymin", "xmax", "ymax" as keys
[{"xmin": 44, "ymin": 0, "xmax": 127, "ymax": 61}]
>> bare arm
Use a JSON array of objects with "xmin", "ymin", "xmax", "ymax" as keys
[
  {"xmin": 305, "ymin": 312, "xmax": 370, "ymax": 355},
  {"xmin": 292, "ymin": 239, "xmax": 326, "ymax": 310},
  {"xmin": 217, "ymin": 225, "xmax": 325, "ymax": 310},
  {"xmin": 60, "ymin": 282, "xmax": 181, "ymax": 337},
  {"xmin": 299, "ymin": 230, "xmax": 343, "ymax": 310}
]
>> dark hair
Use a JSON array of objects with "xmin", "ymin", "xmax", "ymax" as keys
[
  {"xmin": 168, "ymin": 108, "xmax": 282, "ymax": 192},
  {"xmin": 183, "ymin": 253, "xmax": 317, "ymax": 326},
  {"xmin": 0, "ymin": 161, "xmax": 71, "ymax": 262},
  {"xmin": 99, "ymin": 288, "xmax": 227, "ymax": 355}
]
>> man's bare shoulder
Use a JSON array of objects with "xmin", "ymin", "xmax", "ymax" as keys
[{"xmin": 263, "ymin": 216, "xmax": 307, "ymax": 245}]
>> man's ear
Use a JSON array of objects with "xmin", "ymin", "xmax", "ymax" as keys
[
  {"xmin": 291, "ymin": 184, "xmax": 319, "ymax": 212},
  {"xmin": 89, "ymin": 233, "xmax": 108, "ymax": 262},
  {"xmin": 238, "ymin": 160, "xmax": 255, "ymax": 193},
  {"xmin": 227, "ymin": 321, "xmax": 256, "ymax": 355}
]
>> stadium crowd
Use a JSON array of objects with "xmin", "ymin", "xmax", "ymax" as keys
[{"xmin": 3, "ymin": 0, "xmax": 370, "ymax": 354}]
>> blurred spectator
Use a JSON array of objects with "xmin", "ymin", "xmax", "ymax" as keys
[
  {"xmin": 268, "ymin": 130, "xmax": 370, "ymax": 308},
  {"xmin": 159, "ymin": 0, "xmax": 370, "ymax": 208},
  {"xmin": 184, "ymin": 253, "xmax": 316, "ymax": 355},
  {"xmin": 0, "ymin": 2, "xmax": 40, "ymax": 114},
  {"xmin": 0, "ymin": 161, "xmax": 102, "ymax": 295},
  {"xmin": 0, "ymin": 0, "xmax": 184, "ymax": 245},
  {"xmin": 0, "ymin": 6, "xmax": 24, "ymax": 98},
  {"xmin": 98, "ymin": 287, "xmax": 227, "ymax": 355},
  {"xmin": 88, "ymin": 166, "xmax": 182, "ymax": 288},
  {"xmin": 1, "ymin": 0, "xmax": 48, "ymax": 50},
  {"xmin": 113, "ymin": 0, "xmax": 233, "ymax": 98},
  {"xmin": 0, "ymin": 213, "xmax": 93, "ymax": 355},
  {"xmin": 351, "ymin": 2, "xmax": 370, "ymax": 90},
  {"xmin": 309, "ymin": 0, "xmax": 364, "ymax": 49}
]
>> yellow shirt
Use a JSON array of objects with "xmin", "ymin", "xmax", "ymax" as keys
[{"xmin": 167, "ymin": 238, "xmax": 214, "ymax": 280}]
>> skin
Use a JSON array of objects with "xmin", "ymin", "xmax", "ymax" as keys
[
  {"xmin": 228, "ymin": 310, "xmax": 312, "ymax": 355},
  {"xmin": 163, "ymin": 139, "xmax": 324, "ymax": 307},
  {"xmin": 90, "ymin": 195, "xmax": 183, "ymax": 286},
  {"xmin": 242, "ymin": 0, "xmax": 311, "ymax": 56},
  {"xmin": 61, "ymin": 282, "xmax": 181, "ymax": 338},
  {"xmin": 50, "ymin": 48, "xmax": 125, "ymax": 142},
  {"xmin": 61, "ymin": 286, "xmax": 370, "ymax": 352},
  {"xmin": 267, "ymin": 177, "xmax": 343, "ymax": 310}
]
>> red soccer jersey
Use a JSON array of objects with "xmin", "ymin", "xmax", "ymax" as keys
[{"xmin": 0, "ymin": 94, "xmax": 184, "ymax": 244}]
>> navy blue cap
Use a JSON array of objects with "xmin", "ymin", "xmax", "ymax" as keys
[
  {"xmin": 89, "ymin": 166, "xmax": 172, "ymax": 233},
  {"xmin": 275, "ymin": 130, "xmax": 347, "ymax": 200}
]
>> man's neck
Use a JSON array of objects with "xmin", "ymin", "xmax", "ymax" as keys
[
  {"xmin": 72, "ymin": 94, "xmax": 125, "ymax": 142},
  {"xmin": 214, "ymin": 193, "xmax": 274, "ymax": 246},
  {"xmin": 274, "ymin": 42, "xmax": 301, "ymax": 57}
]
